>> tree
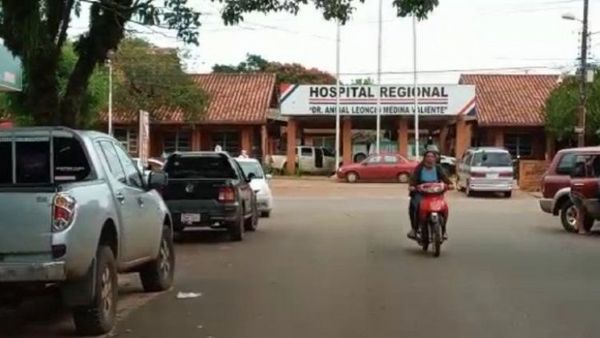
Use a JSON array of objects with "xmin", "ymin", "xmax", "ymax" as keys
[
  {"xmin": 0, "ymin": 0, "xmax": 439, "ymax": 127},
  {"xmin": 213, "ymin": 54, "xmax": 337, "ymax": 85},
  {"xmin": 112, "ymin": 38, "xmax": 208, "ymax": 122},
  {"xmin": 545, "ymin": 70, "xmax": 600, "ymax": 142}
]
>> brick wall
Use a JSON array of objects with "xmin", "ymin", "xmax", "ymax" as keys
[{"xmin": 518, "ymin": 160, "xmax": 548, "ymax": 192}]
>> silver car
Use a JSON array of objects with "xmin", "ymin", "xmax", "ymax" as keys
[{"xmin": 456, "ymin": 147, "xmax": 514, "ymax": 198}]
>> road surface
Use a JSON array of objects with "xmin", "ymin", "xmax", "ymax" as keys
[{"xmin": 2, "ymin": 180, "xmax": 600, "ymax": 338}]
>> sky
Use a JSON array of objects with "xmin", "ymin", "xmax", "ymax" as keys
[{"xmin": 70, "ymin": 0, "xmax": 600, "ymax": 84}]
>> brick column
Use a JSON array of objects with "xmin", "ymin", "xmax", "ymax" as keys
[
  {"xmin": 455, "ymin": 117, "xmax": 471, "ymax": 159},
  {"xmin": 261, "ymin": 124, "xmax": 268, "ymax": 160},
  {"xmin": 493, "ymin": 129, "xmax": 504, "ymax": 147},
  {"xmin": 398, "ymin": 118, "xmax": 409, "ymax": 157},
  {"xmin": 192, "ymin": 126, "xmax": 202, "ymax": 151},
  {"xmin": 241, "ymin": 126, "xmax": 252, "ymax": 156},
  {"xmin": 286, "ymin": 119, "xmax": 298, "ymax": 174},
  {"xmin": 342, "ymin": 118, "xmax": 353, "ymax": 165},
  {"xmin": 439, "ymin": 125, "xmax": 449, "ymax": 155}
]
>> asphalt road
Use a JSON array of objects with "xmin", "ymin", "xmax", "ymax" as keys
[{"xmin": 3, "ymin": 180, "xmax": 600, "ymax": 338}]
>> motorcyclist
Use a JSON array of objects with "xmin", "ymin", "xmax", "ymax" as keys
[{"xmin": 407, "ymin": 145, "xmax": 453, "ymax": 240}]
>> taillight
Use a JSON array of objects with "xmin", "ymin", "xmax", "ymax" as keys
[
  {"xmin": 499, "ymin": 172, "xmax": 513, "ymax": 177},
  {"xmin": 53, "ymin": 193, "xmax": 76, "ymax": 232},
  {"xmin": 218, "ymin": 187, "xmax": 236, "ymax": 203},
  {"xmin": 471, "ymin": 172, "xmax": 486, "ymax": 178}
]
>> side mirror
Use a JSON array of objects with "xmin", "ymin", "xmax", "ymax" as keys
[{"xmin": 148, "ymin": 171, "xmax": 168, "ymax": 190}]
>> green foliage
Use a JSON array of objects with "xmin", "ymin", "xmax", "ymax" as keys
[
  {"xmin": 0, "ymin": 0, "xmax": 438, "ymax": 126},
  {"xmin": 213, "ymin": 54, "xmax": 336, "ymax": 85},
  {"xmin": 113, "ymin": 38, "xmax": 208, "ymax": 122},
  {"xmin": 545, "ymin": 70, "xmax": 600, "ymax": 141}
]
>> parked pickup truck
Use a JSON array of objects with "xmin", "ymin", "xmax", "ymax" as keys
[
  {"xmin": 269, "ymin": 146, "xmax": 336, "ymax": 175},
  {"xmin": 0, "ymin": 127, "xmax": 174, "ymax": 336},
  {"xmin": 162, "ymin": 152, "xmax": 258, "ymax": 241}
]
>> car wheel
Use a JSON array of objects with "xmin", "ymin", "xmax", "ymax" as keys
[
  {"xmin": 139, "ymin": 226, "xmax": 175, "ymax": 292},
  {"xmin": 72, "ymin": 246, "xmax": 118, "ymax": 336},
  {"xmin": 560, "ymin": 200, "xmax": 578, "ymax": 233},
  {"xmin": 503, "ymin": 191, "xmax": 512, "ymax": 198},
  {"xmin": 245, "ymin": 205, "xmax": 258, "ymax": 232},
  {"xmin": 229, "ymin": 211, "xmax": 245, "ymax": 242},
  {"xmin": 346, "ymin": 171, "xmax": 359, "ymax": 183},
  {"xmin": 261, "ymin": 211, "xmax": 271, "ymax": 218},
  {"xmin": 397, "ymin": 173, "xmax": 410, "ymax": 184}
]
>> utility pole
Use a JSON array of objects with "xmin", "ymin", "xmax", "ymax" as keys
[
  {"xmin": 335, "ymin": 21, "xmax": 341, "ymax": 170},
  {"xmin": 577, "ymin": 0, "xmax": 589, "ymax": 147},
  {"xmin": 375, "ymin": 0, "xmax": 383, "ymax": 154}
]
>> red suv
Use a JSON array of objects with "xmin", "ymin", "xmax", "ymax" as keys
[{"xmin": 540, "ymin": 147, "xmax": 600, "ymax": 232}]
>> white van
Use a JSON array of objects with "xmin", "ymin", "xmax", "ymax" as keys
[{"xmin": 456, "ymin": 147, "xmax": 514, "ymax": 198}]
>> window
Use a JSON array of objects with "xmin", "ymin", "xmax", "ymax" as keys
[
  {"xmin": 300, "ymin": 147, "xmax": 312, "ymax": 156},
  {"xmin": 472, "ymin": 152, "xmax": 513, "ymax": 167},
  {"xmin": 505, "ymin": 134, "xmax": 533, "ymax": 158},
  {"xmin": 163, "ymin": 130, "xmax": 192, "ymax": 154},
  {"xmin": 165, "ymin": 155, "xmax": 237, "ymax": 179},
  {"xmin": 556, "ymin": 153, "xmax": 577, "ymax": 175},
  {"xmin": 211, "ymin": 132, "xmax": 240, "ymax": 155},
  {"xmin": 238, "ymin": 161, "xmax": 265, "ymax": 179},
  {"xmin": 383, "ymin": 155, "xmax": 398, "ymax": 164},
  {"xmin": 98, "ymin": 141, "xmax": 126, "ymax": 183},
  {"xmin": 114, "ymin": 128, "xmax": 138, "ymax": 155},
  {"xmin": 0, "ymin": 136, "xmax": 92, "ymax": 185},
  {"xmin": 322, "ymin": 148, "xmax": 335, "ymax": 157},
  {"xmin": 113, "ymin": 143, "xmax": 144, "ymax": 189},
  {"xmin": 367, "ymin": 155, "xmax": 382, "ymax": 164}
]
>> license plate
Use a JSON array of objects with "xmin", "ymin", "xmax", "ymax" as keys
[
  {"xmin": 487, "ymin": 173, "xmax": 499, "ymax": 179},
  {"xmin": 181, "ymin": 213, "xmax": 201, "ymax": 224}
]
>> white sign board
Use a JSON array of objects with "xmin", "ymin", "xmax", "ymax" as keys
[
  {"xmin": 280, "ymin": 84, "xmax": 476, "ymax": 116},
  {"xmin": 138, "ymin": 110, "xmax": 150, "ymax": 167}
]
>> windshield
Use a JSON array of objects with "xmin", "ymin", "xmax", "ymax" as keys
[
  {"xmin": 164, "ymin": 155, "xmax": 236, "ymax": 179},
  {"xmin": 238, "ymin": 161, "xmax": 264, "ymax": 179},
  {"xmin": 472, "ymin": 152, "xmax": 512, "ymax": 167}
]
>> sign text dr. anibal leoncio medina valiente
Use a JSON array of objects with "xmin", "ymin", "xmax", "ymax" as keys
[{"xmin": 280, "ymin": 84, "xmax": 476, "ymax": 117}]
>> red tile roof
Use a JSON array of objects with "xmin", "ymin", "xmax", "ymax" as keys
[
  {"xmin": 460, "ymin": 74, "xmax": 560, "ymax": 127},
  {"xmin": 105, "ymin": 73, "xmax": 277, "ymax": 125}
]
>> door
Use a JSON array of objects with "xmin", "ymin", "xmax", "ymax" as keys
[
  {"xmin": 545, "ymin": 152, "xmax": 576, "ymax": 198},
  {"xmin": 97, "ymin": 141, "xmax": 156, "ymax": 262},
  {"xmin": 298, "ymin": 147, "xmax": 314, "ymax": 171},
  {"xmin": 570, "ymin": 155, "xmax": 600, "ymax": 218},
  {"xmin": 382, "ymin": 155, "xmax": 400, "ymax": 179},
  {"xmin": 232, "ymin": 160, "xmax": 253, "ymax": 217},
  {"xmin": 361, "ymin": 155, "xmax": 383, "ymax": 180},
  {"xmin": 457, "ymin": 152, "xmax": 472, "ymax": 187},
  {"xmin": 314, "ymin": 148, "xmax": 324, "ymax": 169}
]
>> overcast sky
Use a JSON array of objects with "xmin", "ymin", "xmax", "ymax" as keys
[{"xmin": 71, "ymin": 0, "xmax": 600, "ymax": 84}]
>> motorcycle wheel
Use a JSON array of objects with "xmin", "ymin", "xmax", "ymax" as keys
[
  {"xmin": 433, "ymin": 222, "xmax": 442, "ymax": 257},
  {"xmin": 420, "ymin": 225, "xmax": 429, "ymax": 252}
]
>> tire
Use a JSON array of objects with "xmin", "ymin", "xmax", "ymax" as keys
[
  {"xmin": 245, "ymin": 204, "xmax": 258, "ymax": 232},
  {"xmin": 397, "ymin": 173, "xmax": 410, "ymax": 184},
  {"xmin": 504, "ymin": 191, "xmax": 512, "ymax": 198},
  {"xmin": 139, "ymin": 226, "xmax": 175, "ymax": 292},
  {"xmin": 420, "ymin": 225, "xmax": 429, "ymax": 252},
  {"xmin": 560, "ymin": 200, "xmax": 578, "ymax": 233},
  {"xmin": 432, "ymin": 222, "xmax": 442, "ymax": 258},
  {"xmin": 261, "ymin": 211, "xmax": 271, "ymax": 218},
  {"xmin": 72, "ymin": 246, "xmax": 118, "ymax": 336},
  {"xmin": 346, "ymin": 171, "xmax": 359, "ymax": 183},
  {"xmin": 229, "ymin": 212, "xmax": 244, "ymax": 242}
]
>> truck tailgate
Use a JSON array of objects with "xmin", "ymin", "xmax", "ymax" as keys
[
  {"xmin": 162, "ymin": 178, "xmax": 229, "ymax": 201},
  {"xmin": 0, "ymin": 191, "xmax": 54, "ymax": 256}
]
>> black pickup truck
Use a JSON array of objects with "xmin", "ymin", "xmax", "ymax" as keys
[{"xmin": 162, "ymin": 152, "xmax": 258, "ymax": 241}]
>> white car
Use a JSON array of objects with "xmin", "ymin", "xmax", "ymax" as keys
[{"xmin": 236, "ymin": 158, "xmax": 274, "ymax": 217}]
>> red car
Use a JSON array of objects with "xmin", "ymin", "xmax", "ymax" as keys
[
  {"xmin": 337, "ymin": 154, "xmax": 418, "ymax": 183},
  {"xmin": 540, "ymin": 147, "xmax": 600, "ymax": 232}
]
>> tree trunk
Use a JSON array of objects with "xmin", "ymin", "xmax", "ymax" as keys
[
  {"xmin": 60, "ymin": 53, "xmax": 97, "ymax": 128},
  {"xmin": 26, "ymin": 53, "xmax": 61, "ymax": 125}
]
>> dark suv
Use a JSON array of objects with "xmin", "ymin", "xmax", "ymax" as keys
[
  {"xmin": 540, "ymin": 147, "xmax": 600, "ymax": 232},
  {"xmin": 162, "ymin": 152, "xmax": 258, "ymax": 241}
]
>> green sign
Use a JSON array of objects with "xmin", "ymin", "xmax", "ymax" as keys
[{"xmin": 0, "ymin": 43, "xmax": 22, "ymax": 92}]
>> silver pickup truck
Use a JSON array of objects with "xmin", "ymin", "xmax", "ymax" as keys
[{"xmin": 0, "ymin": 127, "xmax": 174, "ymax": 335}]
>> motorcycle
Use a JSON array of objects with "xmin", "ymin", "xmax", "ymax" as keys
[{"xmin": 411, "ymin": 182, "xmax": 450, "ymax": 257}]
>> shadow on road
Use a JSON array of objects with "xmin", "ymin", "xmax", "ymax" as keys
[{"xmin": 174, "ymin": 229, "xmax": 232, "ymax": 245}]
